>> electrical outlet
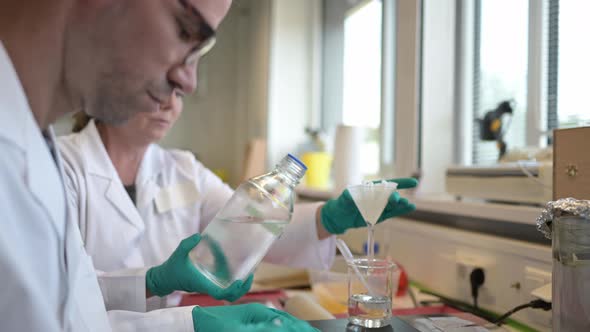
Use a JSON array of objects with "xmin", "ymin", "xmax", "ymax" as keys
[
  {"xmin": 523, "ymin": 266, "xmax": 552, "ymax": 329},
  {"xmin": 454, "ymin": 250, "xmax": 496, "ymax": 307}
]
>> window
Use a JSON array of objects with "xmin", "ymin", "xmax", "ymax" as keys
[
  {"xmin": 472, "ymin": 0, "xmax": 529, "ymax": 164},
  {"xmin": 342, "ymin": 0, "xmax": 383, "ymax": 175},
  {"xmin": 552, "ymin": 0, "xmax": 590, "ymax": 128},
  {"xmin": 322, "ymin": 0, "xmax": 392, "ymax": 178},
  {"xmin": 462, "ymin": 0, "xmax": 590, "ymax": 165}
]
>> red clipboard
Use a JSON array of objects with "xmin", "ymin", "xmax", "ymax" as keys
[{"xmin": 179, "ymin": 290, "xmax": 287, "ymax": 310}]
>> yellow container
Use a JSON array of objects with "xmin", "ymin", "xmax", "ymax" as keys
[
  {"xmin": 212, "ymin": 169, "xmax": 229, "ymax": 183},
  {"xmin": 308, "ymin": 257, "xmax": 349, "ymax": 315},
  {"xmin": 301, "ymin": 152, "xmax": 332, "ymax": 189}
]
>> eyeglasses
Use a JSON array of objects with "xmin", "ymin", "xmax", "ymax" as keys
[
  {"xmin": 178, "ymin": 0, "xmax": 217, "ymax": 66},
  {"xmin": 184, "ymin": 36, "xmax": 216, "ymax": 66}
]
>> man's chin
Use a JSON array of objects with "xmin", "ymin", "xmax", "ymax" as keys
[
  {"xmin": 97, "ymin": 115, "xmax": 130, "ymax": 127},
  {"xmin": 149, "ymin": 131, "xmax": 167, "ymax": 143},
  {"xmin": 87, "ymin": 107, "xmax": 137, "ymax": 126}
]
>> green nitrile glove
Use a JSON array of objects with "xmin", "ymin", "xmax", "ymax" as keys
[
  {"xmin": 199, "ymin": 234, "xmax": 231, "ymax": 283},
  {"xmin": 146, "ymin": 233, "xmax": 252, "ymax": 302},
  {"xmin": 320, "ymin": 178, "xmax": 418, "ymax": 234},
  {"xmin": 192, "ymin": 303, "xmax": 320, "ymax": 332}
]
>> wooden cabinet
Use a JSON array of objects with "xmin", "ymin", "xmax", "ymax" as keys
[{"xmin": 553, "ymin": 126, "xmax": 590, "ymax": 200}]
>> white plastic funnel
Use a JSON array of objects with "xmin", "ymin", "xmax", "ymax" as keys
[{"xmin": 348, "ymin": 181, "xmax": 398, "ymax": 225}]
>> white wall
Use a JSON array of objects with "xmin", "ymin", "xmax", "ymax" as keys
[
  {"xmin": 392, "ymin": 0, "xmax": 422, "ymax": 178},
  {"xmin": 234, "ymin": 0, "xmax": 272, "ymax": 168},
  {"xmin": 267, "ymin": 0, "xmax": 321, "ymax": 167},
  {"xmin": 417, "ymin": 0, "xmax": 456, "ymax": 194}
]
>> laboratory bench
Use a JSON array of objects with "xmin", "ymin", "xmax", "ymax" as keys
[{"xmin": 179, "ymin": 287, "xmax": 512, "ymax": 331}]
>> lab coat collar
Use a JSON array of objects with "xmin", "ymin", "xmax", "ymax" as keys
[
  {"xmin": 136, "ymin": 143, "xmax": 166, "ymax": 187},
  {"xmin": 80, "ymin": 119, "xmax": 166, "ymax": 184},
  {"xmin": 0, "ymin": 42, "xmax": 67, "ymax": 237},
  {"xmin": 133, "ymin": 143, "xmax": 167, "ymax": 211},
  {"xmin": 78, "ymin": 120, "xmax": 145, "ymax": 232},
  {"xmin": 79, "ymin": 120, "xmax": 122, "ymax": 179}
]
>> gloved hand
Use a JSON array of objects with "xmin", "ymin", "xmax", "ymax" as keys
[
  {"xmin": 320, "ymin": 178, "xmax": 418, "ymax": 234},
  {"xmin": 146, "ymin": 233, "xmax": 252, "ymax": 301},
  {"xmin": 192, "ymin": 303, "xmax": 320, "ymax": 332}
]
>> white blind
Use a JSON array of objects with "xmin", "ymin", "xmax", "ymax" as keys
[{"xmin": 546, "ymin": 0, "xmax": 559, "ymax": 133}]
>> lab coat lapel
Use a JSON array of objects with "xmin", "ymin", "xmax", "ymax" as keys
[
  {"xmin": 25, "ymin": 129, "xmax": 67, "ymax": 237},
  {"xmin": 81, "ymin": 121, "xmax": 145, "ymax": 232},
  {"xmin": 0, "ymin": 43, "xmax": 66, "ymax": 238},
  {"xmin": 103, "ymin": 178, "xmax": 145, "ymax": 231}
]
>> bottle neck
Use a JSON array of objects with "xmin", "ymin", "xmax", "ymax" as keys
[
  {"xmin": 272, "ymin": 169, "xmax": 298, "ymax": 188},
  {"xmin": 275, "ymin": 158, "xmax": 305, "ymax": 188}
]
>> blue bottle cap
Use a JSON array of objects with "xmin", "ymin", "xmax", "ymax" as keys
[{"xmin": 287, "ymin": 153, "xmax": 308, "ymax": 170}]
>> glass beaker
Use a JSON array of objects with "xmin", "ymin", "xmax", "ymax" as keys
[
  {"xmin": 347, "ymin": 258, "xmax": 399, "ymax": 328},
  {"xmin": 552, "ymin": 216, "xmax": 590, "ymax": 331}
]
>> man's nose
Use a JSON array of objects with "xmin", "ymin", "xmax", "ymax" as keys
[{"xmin": 168, "ymin": 62, "xmax": 198, "ymax": 96}]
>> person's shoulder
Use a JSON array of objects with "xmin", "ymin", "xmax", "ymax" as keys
[
  {"xmin": 158, "ymin": 147, "xmax": 220, "ymax": 182},
  {"xmin": 163, "ymin": 148, "xmax": 205, "ymax": 170}
]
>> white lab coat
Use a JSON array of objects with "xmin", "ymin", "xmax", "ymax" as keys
[
  {"xmin": 0, "ymin": 41, "xmax": 206, "ymax": 331},
  {"xmin": 57, "ymin": 119, "xmax": 335, "ymax": 276}
]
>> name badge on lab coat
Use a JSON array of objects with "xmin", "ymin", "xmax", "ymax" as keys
[{"xmin": 154, "ymin": 181, "xmax": 200, "ymax": 214}]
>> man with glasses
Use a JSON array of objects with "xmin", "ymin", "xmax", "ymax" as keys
[{"xmin": 0, "ymin": 0, "xmax": 317, "ymax": 331}]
